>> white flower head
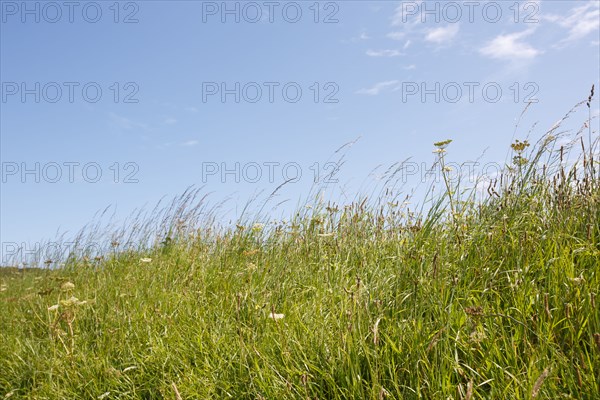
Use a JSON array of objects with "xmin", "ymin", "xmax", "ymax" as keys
[
  {"xmin": 252, "ymin": 223, "xmax": 265, "ymax": 233},
  {"xmin": 268, "ymin": 312, "xmax": 284, "ymax": 320},
  {"xmin": 60, "ymin": 296, "xmax": 87, "ymax": 307}
]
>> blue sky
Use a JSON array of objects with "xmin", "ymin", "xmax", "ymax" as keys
[{"xmin": 1, "ymin": 0, "xmax": 599, "ymax": 264}]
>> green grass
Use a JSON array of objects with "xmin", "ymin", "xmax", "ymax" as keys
[{"xmin": 1, "ymin": 103, "xmax": 599, "ymax": 399}]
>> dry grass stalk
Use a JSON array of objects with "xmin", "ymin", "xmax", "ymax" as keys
[{"xmin": 531, "ymin": 367, "xmax": 551, "ymax": 398}]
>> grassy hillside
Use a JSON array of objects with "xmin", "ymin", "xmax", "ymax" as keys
[{"xmin": 1, "ymin": 104, "xmax": 599, "ymax": 399}]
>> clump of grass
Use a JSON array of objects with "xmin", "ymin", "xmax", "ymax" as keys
[{"xmin": 1, "ymin": 92, "xmax": 599, "ymax": 399}]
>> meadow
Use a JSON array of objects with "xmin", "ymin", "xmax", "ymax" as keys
[{"xmin": 1, "ymin": 98, "xmax": 599, "ymax": 399}]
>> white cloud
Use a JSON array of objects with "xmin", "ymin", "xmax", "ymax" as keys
[
  {"xmin": 391, "ymin": 1, "xmax": 423, "ymax": 26},
  {"xmin": 425, "ymin": 24, "xmax": 460, "ymax": 44},
  {"xmin": 181, "ymin": 140, "xmax": 199, "ymax": 147},
  {"xmin": 545, "ymin": 2, "xmax": 600, "ymax": 44},
  {"xmin": 356, "ymin": 80, "xmax": 399, "ymax": 96},
  {"xmin": 366, "ymin": 49, "xmax": 403, "ymax": 57},
  {"xmin": 389, "ymin": 2, "xmax": 462, "ymax": 48},
  {"xmin": 479, "ymin": 29, "xmax": 542, "ymax": 60},
  {"xmin": 164, "ymin": 118, "xmax": 178, "ymax": 125},
  {"xmin": 184, "ymin": 106, "xmax": 198, "ymax": 113},
  {"xmin": 348, "ymin": 31, "xmax": 371, "ymax": 43},
  {"xmin": 108, "ymin": 112, "xmax": 148, "ymax": 131},
  {"xmin": 403, "ymin": 64, "xmax": 417, "ymax": 70},
  {"xmin": 387, "ymin": 31, "xmax": 406, "ymax": 41}
]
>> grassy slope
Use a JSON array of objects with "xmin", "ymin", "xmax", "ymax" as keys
[{"xmin": 1, "ymin": 130, "xmax": 599, "ymax": 399}]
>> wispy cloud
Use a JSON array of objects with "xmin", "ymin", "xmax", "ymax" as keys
[
  {"xmin": 391, "ymin": 1, "xmax": 423, "ymax": 26},
  {"xmin": 164, "ymin": 118, "xmax": 178, "ymax": 125},
  {"xmin": 388, "ymin": 2, "xmax": 424, "ymax": 41},
  {"xmin": 184, "ymin": 106, "xmax": 198, "ymax": 113},
  {"xmin": 108, "ymin": 112, "xmax": 148, "ymax": 131},
  {"xmin": 348, "ymin": 31, "xmax": 371, "ymax": 43},
  {"xmin": 545, "ymin": 2, "xmax": 600, "ymax": 45},
  {"xmin": 479, "ymin": 29, "xmax": 542, "ymax": 61},
  {"xmin": 387, "ymin": 31, "xmax": 406, "ymax": 41},
  {"xmin": 389, "ymin": 4, "xmax": 459, "ymax": 47},
  {"xmin": 425, "ymin": 24, "xmax": 460, "ymax": 44},
  {"xmin": 357, "ymin": 80, "xmax": 399, "ymax": 96},
  {"xmin": 157, "ymin": 139, "xmax": 200, "ymax": 149},
  {"xmin": 366, "ymin": 49, "xmax": 403, "ymax": 57}
]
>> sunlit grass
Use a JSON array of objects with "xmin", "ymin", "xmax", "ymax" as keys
[{"xmin": 1, "ymin": 97, "xmax": 599, "ymax": 399}]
